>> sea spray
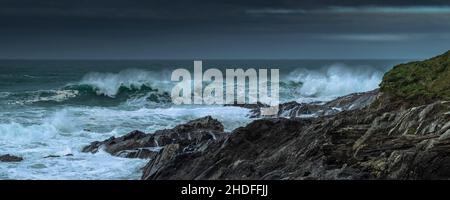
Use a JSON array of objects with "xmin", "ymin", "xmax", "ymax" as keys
[
  {"xmin": 78, "ymin": 69, "xmax": 167, "ymax": 97},
  {"xmin": 286, "ymin": 63, "xmax": 384, "ymax": 102}
]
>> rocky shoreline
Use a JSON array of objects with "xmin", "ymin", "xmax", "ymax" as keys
[{"xmin": 83, "ymin": 50, "xmax": 450, "ymax": 180}]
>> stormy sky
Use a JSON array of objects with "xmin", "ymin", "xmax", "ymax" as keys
[{"xmin": 1, "ymin": 0, "xmax": 450, "ymax": 59}]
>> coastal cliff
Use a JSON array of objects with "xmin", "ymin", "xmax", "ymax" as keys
[{"xmin": 84, "ymin": 50, "xmax": 450, "ymax": 179}]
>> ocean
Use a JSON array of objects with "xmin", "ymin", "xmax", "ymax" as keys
[{"xmin": 0, "ymin": 59, "xmax": 405, "ymax": 179}]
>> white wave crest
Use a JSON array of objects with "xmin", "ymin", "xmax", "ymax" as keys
[
  {"xmin": 287, "ymin": 64, "xmax": 383, "ymax": 102},
  {"xmin": 78, "ymin": 69, "xmax": 167, "ymax": 97}
]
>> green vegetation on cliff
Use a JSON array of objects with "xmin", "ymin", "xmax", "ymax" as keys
[{"xmin": 380, "ymin": 50, "xmax": 450, "ymax": 103}]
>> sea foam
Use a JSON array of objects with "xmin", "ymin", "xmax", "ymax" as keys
[{"xmin": 286, "ymin": 63, "xmax": 384, "ymax": 102}]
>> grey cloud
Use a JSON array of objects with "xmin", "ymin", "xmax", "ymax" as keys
[
  {"xmin": 246, "ymin": 6, "xmax": 450, "ymax": 15},
  {"xmin": 1, "ymin": 0, "xmax": 450, "ymax": 59},
  {"xmin": 319, "ymin": 34, "xmax": 414, "ymax": 41}
]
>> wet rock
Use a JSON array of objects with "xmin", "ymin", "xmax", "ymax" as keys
[
  {"xmin": 0, "ymin": 154, "xmax": 23, "ymax": 162},
  {"xmin": 82, "ymin": 130, "xmax": 149, "ymax": 155},
  {"xmin": 279, "ymin": 89, "xmax": 378, "ymax": 118},
  {"xmin": 232, "ymin": 89, "xmax": 379, "ymax": 118},
  {"xmin": 82, "ymin": 116, "xmax": 226, "ymax": 159},
  {"xmin": 141, "ymin": 144, "xmax": 181, "ymax": 179},
  {"xmin": 44, "ymin": 154, "xmax": 74, "ymax": 158},
  {"xmin": 225, "ymin": 102, "xmax": 270, "ymax": 117},
  {"xmin": 115, "ymin": 148, "xmax": 160, "ymax": 159},
  {"xmin": 44, "ymin": 155, "xmax": 60, "ymax": 158}
]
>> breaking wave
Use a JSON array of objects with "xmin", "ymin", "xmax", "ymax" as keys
[
  {"xmin": 285, "ymin": 64, "xmax": 384, "ymax": 102},
  {"xmin": 75, "ymin": 69, "xmax": 169, "ymax": 97},
  {"xmin": 2, "ymin": 65, "xmax": 387, "ymax": 106},
  {"xmin": 5, "ymin": 69, "xmax": 173, "ymax": 106}
]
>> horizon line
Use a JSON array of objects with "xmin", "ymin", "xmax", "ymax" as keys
[{"xmin": 0, "ymin": 57, "xmax": 420, "ymax": 61}]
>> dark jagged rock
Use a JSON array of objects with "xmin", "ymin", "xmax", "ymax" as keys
[
  {"xmin": 82, "ymin": 116, "xmax": 226, "ymax": 159},
  {"xmin": 115, "ymin": 148, "xmax": 160, "ymax": 159},
  {"xmin": 0, "ymin": 154, "xmax": 23, "ymax": 162},
  {"xmin": 225, "ymin": 102, "xmax": 269, "ymax": 117},
  {"xmin": 235, "ymin": 89, "xmax": 378, "ymax": 118},
  {"xmin": 44, "ymin": 154, "xmax": 74, "ymax": 158},
  {"xmin": 44, "ymin": 155, "xmax": 61, "ymax": 158},
  {"xmin": 281, "ymin": 89, "xmax": 378, "ymax": 118},
  {"xmin": 324, "ymin": 89, "xmax": 379, "ymax": 110}
]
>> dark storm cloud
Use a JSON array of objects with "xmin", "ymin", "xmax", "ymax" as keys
[{"xmin": 0, "ymin": 0, "xmax": 449, "ymax": 59}]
